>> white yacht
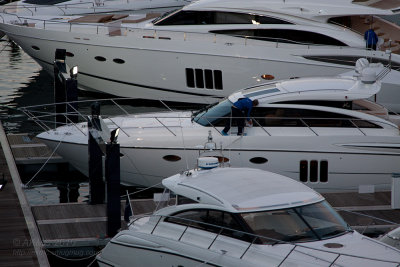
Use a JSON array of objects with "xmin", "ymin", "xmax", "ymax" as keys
[
  {"xmin": 1, "ymin": 0, "xmax": 400, "ymax": 109},
  {"xmin": 96, "ymin": 158, "xmax": 400, "ymax": 267},
  {"xmin": 0, "ymin": 0, "xmax": 192, "ymax": 16},
  {"xmin": 34, "ymin": 65, "xmax": 400, "ymax": 192}
]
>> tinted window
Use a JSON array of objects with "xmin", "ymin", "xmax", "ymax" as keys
[
  {"xmin": 166, "ymin": 209, "xmax": 248, "ymax": 240},
  {"xmin": 251, "ymin": 107, "xmax": 381, "ymax": 128},
  {"xmin": 214, "ymin": 70, "xmax": 223, "ymax": 89},
  {"xmin": 320, "ymin": 160, "xmax": 328, "ymax": 182},
  {"xmin": 186, "ymin": 68, "xmax": 195, "ymax": 87},
  {"xmin": 211, "ymin": 29, "xmax": 347, "ymax": 46},
  {"xmin": 240, "ymin": 201, "xmax": 349, "ymax": 244},
  {"xmin": 300, "ymin": 160, "xmax": 308, "ymax": 182},
  {"xmin": 155, "ymin": 11, "xmax": 292, "ymax": 25},
  {"xmin": 195, "ymin": 68, "xmax": 204, "ymax": 88},
  {"xmin": 205, "ymin": 69, "xmax": 213, "ymax": 89},
  {"xmin": 310, "ymin": 160, "xmax": 318, "ymax": 182}
]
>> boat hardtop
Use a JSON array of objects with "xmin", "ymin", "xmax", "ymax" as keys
[
  {"xmin": 162, "ymin": 166, "xmax": 324, "ymax": 213},
  {"xmin": 235, "ymin": 74, "xmax": 381, "ymax": 102},
  {"xmin": 181, "ymin": 0, "xmax": 396, "ymax": 22}
]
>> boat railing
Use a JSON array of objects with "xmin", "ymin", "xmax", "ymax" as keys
[
  {"xmin": 336, "ymin": 207, "xmax": 400, "ymax": 236},
  {"xmin": 18, "ymin": 98, "xmax": 399, "ymax": 138},
  {"xmin": 0, "ymin": 12, "xmax": 386, "ymax": 54},
  {"xmin": 0, "ymin": 1, "xmax": 120, "ymax": 16},
  {"xmin": 133, "ymin": 213, "xmax": 400, "ymax": 266}
]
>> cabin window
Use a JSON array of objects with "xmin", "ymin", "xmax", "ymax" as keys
[
  {"xmin": 251, "ymin": 107, "xmax": 382, "ymax": 128},
  {"xmin": 185, "ymin": 68, "xmax": 223, "ymax": 90},
  {"xmin": 163, "ymin": 155, "xmax": 182, "ymax": 162},
  {"xmin": 195, "ymin": 68, "xmax": 204, "ymax": 88},
  {"xmin": 210, "ymin": 29, "xmax": 347, "ymax": 46},
  {"xmin": 166, "ymin": 209, "xmax": 248, "ymax": 241},
  {"xmin": 250, "ymin": 157, "xmax": 268, "ymax": 164},
  {"xmin": 31, "ymin": 45, "xmax": 40, "ymax": 50},
  {"xmin": 320, "ymin": 160, "xmax": 328, "ymax": 182},
  {"xmin": 186, "ymin": 68, "xmax": 195, "ymax": 88},
  {"xmin": 214, "ymin": 70, "xmax": 223, "ymax": 90},
  {"xmin": 240, "ymin": 201, "xmax": 349, "ymax": 244},
  {"xmin": 204, "ymin": 69, "xmax": 213, "ymax": 89},
  {"xmin": 66, "ymin": 52, "xmax": 74, "ymax": 57},
  {"xmin": 95, "ymin": 56, "xmax": 106, "ymax": 62},
  {"xmin": 300, "ymin": 160, "xmax": 308, "ymax": 182},
  {"xmin": 113, "ymin": 58, "xmax": 125, "ymax": 64},
  {"xmin": 310, "ymin": 160, "xmax": 318, "ymax": 182},
  {"xmin": 155, "ymin": 11, "xmax": 293, "ymax": 26},
  {"xmin": 299, "ymin": 160, "xmax": 329, "ymax": 183}
]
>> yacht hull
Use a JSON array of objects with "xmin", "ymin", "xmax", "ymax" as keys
[
  {"xmin": 2, "ymin": 23, "xmax": 400, "ymax": 107},
  {"xmin": 96, "ymin": 229, "xmax": 400, "ymax": 267},
  {"xmin": 38, "ymin": 128, "xmax": 400, "ymax": 193}
]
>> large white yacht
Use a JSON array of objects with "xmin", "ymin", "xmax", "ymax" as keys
[
  {"xmin": 34, "ymin": 65, "xmax": 400, "ymax": 192},
  {"xmin": 96, "ymin": 159, "xmax": 400, "ymax": 266},
  {"xmin": 1, "ymin": 0, "xmax": 400, "ymax": 109}
]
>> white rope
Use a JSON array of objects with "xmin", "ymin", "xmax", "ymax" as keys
[
  {"xmin": 121, "ymin": 182, "xmax": 162, "ymax": 198},
  {"xmin": 23, "ymin": 136, "xmax": 65, "ymax": 188}
]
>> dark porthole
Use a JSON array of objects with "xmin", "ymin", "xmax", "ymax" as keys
[
  {"xmin": 163, "ymin": 155, "xmax": 182, "ymax": 162},
  {"xmin": 66, "ymin": 52, "xmax": 74, "ymax": 57},
  {"xmin": 31, "ymin": 45, "xmax": 40, "ymax": 50},
  {"xmin": 113, "ymin": 58, "xmax": 125, "ymax": 64},
  {"xmin": 249, "ymin": 157, "xmax": 268, "ymax": 164},
  {"xmin": 95, "ymin": 56, "xmax": 106, "ymax": 62}
]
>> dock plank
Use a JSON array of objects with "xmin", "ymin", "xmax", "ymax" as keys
[
  {"xmin": 0, "ymin": 124, "xmax": 49, "ymax": 266},
  {"xmin": 0, "ymin": 131, "xmax": 41, "ymax": 266}
]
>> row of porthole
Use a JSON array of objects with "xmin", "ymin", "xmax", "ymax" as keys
[
  {"xmin": 31, "ymin": 45, "xmax": 125, "ymax": 64},
  {"xmin": 163, "ymin": 155, "xmax": 268, "ymax": 164}
]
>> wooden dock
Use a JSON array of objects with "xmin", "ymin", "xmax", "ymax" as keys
[
  {"xmin": 0, "ymin": 125, "xmax": 49, "ymax": 266},
  {"xmin": 31, "ymin": 199, "xmax": 155, "ymax": 249}
]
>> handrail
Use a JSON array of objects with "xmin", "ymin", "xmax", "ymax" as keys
[
  {"xmin": 155, "ymin": 117, "xmax": 176, "ymax": 136},
  {"xmin": 18, "ymin": 98, "xmax": 400, "ymax": 138},
  {"xmin": 0, "ymin": 13, "xmax": 384, "ymax": 54},
  {"xmin": 1, "ymin": 1, "xmax": 119, "ymax": 16},
  {"xmin": 137, "ymin": 213, "xmax": 400, "ymax": 266}
]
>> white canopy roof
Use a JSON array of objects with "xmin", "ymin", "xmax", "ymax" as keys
[
  {"xmin": 185, "ymin": 0, "xmax": 394, "ymax": 23},
  {"xmin": 162, "ymin": 166, "xmax": 323, "ymax": 212}
]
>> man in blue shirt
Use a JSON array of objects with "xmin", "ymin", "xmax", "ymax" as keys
[
  {"xmin": 364, "ymin": 28, "xmax": 378, "ymax": 50},
  {"xmin": 221, "ymin": 98, "xmax": 259, "ymax": 136}
]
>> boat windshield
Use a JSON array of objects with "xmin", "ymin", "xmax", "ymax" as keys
[
  {"xmin": 240, "ymin": 201, "xmax": 350, "ymax": 244},
  {"xmin": 192, "ymin": 99, "xmax": 232, "ymax": 126}
]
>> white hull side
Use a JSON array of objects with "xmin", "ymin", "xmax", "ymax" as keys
[
  {"xmin": 2, "ymin": 23, "xmax": 400, "ymax": 105},
  {"xmin": 97, "ymin": 230, "xmax": 400, "ymax": 267},
  {"xmin": 39, "ymin": 133, "xmax": 400, "ymax": 192}
]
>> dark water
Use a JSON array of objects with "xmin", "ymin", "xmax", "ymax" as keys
[
  {"xmin": 0, "ymin": 39, "xmax": 102, "ymax": 266},
  {"xmin": 0, "ymin": 38, "xmax": 187, "ymax": 266}
]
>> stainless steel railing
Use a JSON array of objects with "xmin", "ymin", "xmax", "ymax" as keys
[
  {"xmin": 18, "ymin": 98, "xmax": 400, "ymax": 138},
  {"xmin": 129, "ymin": 213, "xmax": 400, "ymax": 266},
  {"xmin": 0, "ymin": 12, "xmax": 386, "ymax": 54}
]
